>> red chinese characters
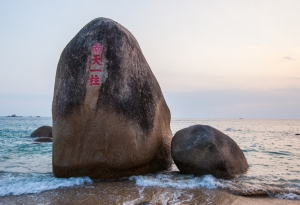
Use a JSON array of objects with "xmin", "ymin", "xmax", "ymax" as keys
[
  {"xmin": 88, "ymin": 75, "xmax": 100, "ymax": 86},
  {"xmin": 87, "ymin": 43, "xmax": 105, "ymax": 86},
  {"xmin": 92, "ymin": 55, "xmax": 102, "ymax": 66},
  {"xmin": 91, "ymin": 43, "xmax": 103, "ymax": 54}
]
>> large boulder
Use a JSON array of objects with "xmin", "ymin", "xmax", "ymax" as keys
[
  {"xmin": 171, "ymin": 125, "xmax": 248, "ymax": 179},
  {"xmin": 52, "ymin": 18, "xmax": 172, "ymax": 179},
  {"xmin": 30, "ymin": 126, "xmax": 52, "ymax": 138}
]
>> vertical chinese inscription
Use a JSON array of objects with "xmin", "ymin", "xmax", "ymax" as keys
[{"xmin": 87, "ymin": 43, "xmax": 106, "ymax": 87}]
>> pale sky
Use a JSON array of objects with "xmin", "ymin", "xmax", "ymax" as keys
[{"xmin": 0, "ymin": 0, "xmax": 299, "ymax": 119}]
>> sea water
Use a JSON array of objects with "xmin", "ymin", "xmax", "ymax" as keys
[{"xmin": 0, "ymin": 117, "xmax": 299, "ymax": 200}]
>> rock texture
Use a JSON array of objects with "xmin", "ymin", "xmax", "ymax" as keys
[
  {"xmin": 30, "ymin": 126, "xmax": 52, "ymax": 138},
  {"xmin": 52, "ymin": 18, "xmax": 172, "ymax": 179},
  {"xmin": 171, "ymin": 125, "xmax": 248, "ymax": 179}
]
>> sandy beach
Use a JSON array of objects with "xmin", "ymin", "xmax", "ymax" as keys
[{"xmin": 1, "ymin": 180, "xmax": 298, "ymax": 205}]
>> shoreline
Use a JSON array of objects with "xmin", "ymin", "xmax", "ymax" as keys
[{"xmin": 1, "ymin": 181, "xmax": 299, "ymax": 205}]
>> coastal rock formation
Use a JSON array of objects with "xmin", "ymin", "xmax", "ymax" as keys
[
  {"xmin": 171, "ymin": 125, "xmax": 248, "ymax": 179},
  {"xmin": 34, "ymin": 137, "xmax": 52, "ymax": 143},
  {"xmin": 52, "ymin": 18, "xmax": 172, "ymax": 179},
  {"xmin": 30, "ymin": 126, "xmax": 52, "ymax": 138}
]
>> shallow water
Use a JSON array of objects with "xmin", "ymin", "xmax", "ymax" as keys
[
  {"xmin": 0, "ymin": 117, "xmax": 299, "ymax": 201},
  {"xmin": 1, "ymin": 180, "xmax": 299, "ymax": 205}
]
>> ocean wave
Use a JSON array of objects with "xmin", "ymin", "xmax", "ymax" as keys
[
  {"xmin": 129, "ymin": 172, "xmax": 300, "ymax": 200},
  {"xmin": 275, "ymin": 193, "xmax": 300, "ymax": 200},
  {"xmin": 0, "ymin": 172, "xmax": 92, "ymax": 196},
  {"xmin": 129, "ymin": 172, "xmax": 224, "ymax": 189},
  {"xmin": 266, "ymin": 151, "xmax": 292, "ymax": 156}
]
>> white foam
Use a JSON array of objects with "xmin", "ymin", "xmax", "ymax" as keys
[
  {"xmin": 122, "ymin": 188, "xmax": 194, "ymax": 205},
  {"xmin": 122, "ymin": 187, "xmax": 145, "ymax": 205},
  {"xmin": 151, "ymin": 190, "xmax": 194, "ymax": 205},
  {"xmin": 0, "ymin": 173, "xmax": 92, "ymax": 196},
  {"xmin": 129, "ymin": 173, "xmax": 222, "ymax": 189},
  {"xmin": 275, "ymin": 193, "xmax": 300, "ymax": 200}
]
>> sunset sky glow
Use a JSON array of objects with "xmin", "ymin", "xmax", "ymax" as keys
[{"xmin": 0, "ymin": 0, "xmax": 299, "ymax": 119}]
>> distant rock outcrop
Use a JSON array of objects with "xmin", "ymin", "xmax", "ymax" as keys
[
  {"xmin": 52, "ymin": 17, "xmax": 172, "ymax": 179},
  {"xmin": 171, "ymin": 125, "xmax": 248, "ymax": 179},
  {"xmin": 6, "ymin": 114, "xmax": 22, "ymax": 117},
  {"xmin": 34, "ymin": 137, "xmax": 52, "ymax": 143},
  {"xmin": 30, "ymin": 126, "xmax": 52, "ymax": 138}
]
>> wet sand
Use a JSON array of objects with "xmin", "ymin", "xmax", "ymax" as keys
[{"xmin": 0, "ymin": 180, "xmax": 298, "ymax": 205}]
